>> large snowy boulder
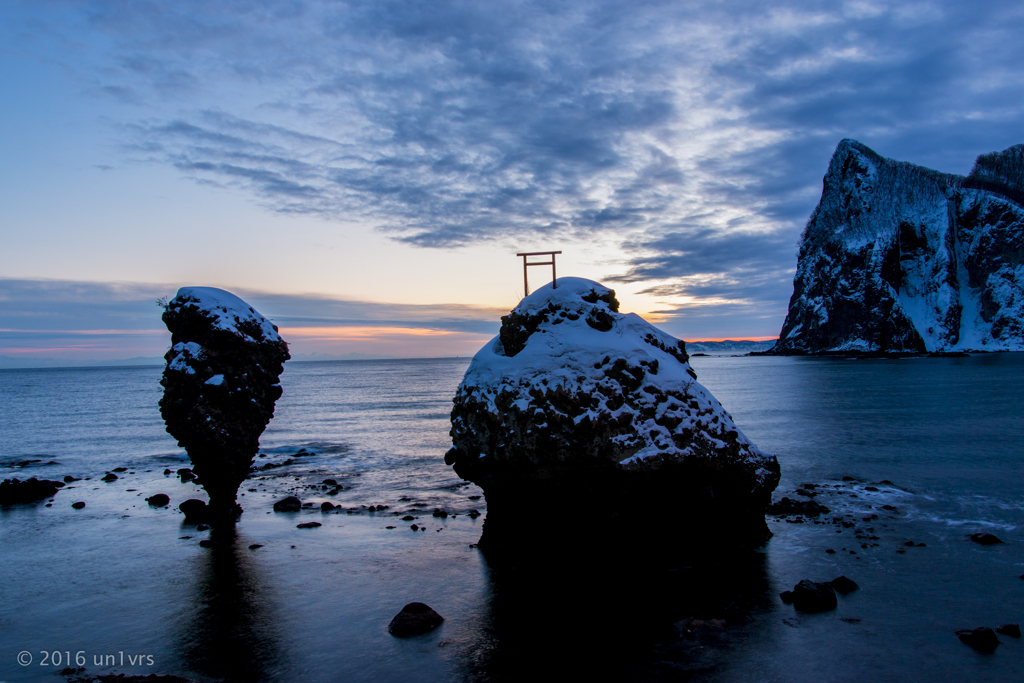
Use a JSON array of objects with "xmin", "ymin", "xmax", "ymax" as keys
[
  {"xmin": 775, "ymin": 139, "xmax": 1024, "ymax": 353},
  {"xmin": 160, "ymin": 287, "xmax": 289, "ymax": 523},
  {"xmin": 445, "ymin": 278, "xmax": 779, "ymax": 560}
]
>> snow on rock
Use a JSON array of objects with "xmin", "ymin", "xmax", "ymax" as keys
[
  {"xmin": 159, "ymin": 287, "xmax": 290, "ymax": 522},
  {"xmin": 775, "ymin": 139, "xmax": 1024, "ymax": 353},
  {"xmin": 445, "ymin": 278, "xmax": 780, "ymax": 561}
]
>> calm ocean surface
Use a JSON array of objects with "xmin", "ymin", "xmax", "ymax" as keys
[{"xmin": 1, "ymin": 354, "xmax": 1022, "ymax": 682}]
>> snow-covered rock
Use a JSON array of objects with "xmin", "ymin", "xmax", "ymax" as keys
[
  {"xmin": 159, "ymin": 287, "xmax": 290, "ymax": 522},
  {"xmin": 776, "ymin": 140, "xmax": 1024, "ymax": 353},
  {"xmin": 445, "ymin": 278, "xmax": 780, "ymax": 560}
]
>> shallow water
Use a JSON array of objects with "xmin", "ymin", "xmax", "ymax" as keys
[{"xmin": 1, "ymin": 355, "xmax": 1022, "ymax": 682}]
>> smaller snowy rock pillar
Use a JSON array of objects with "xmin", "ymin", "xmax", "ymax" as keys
[
  {"xmin": 160, "ymin": 287, "xmax": 290, "ymax": 523},
  {"xmin": 445, "ymin": 278, "xmax": 780, "ymax": 562}
]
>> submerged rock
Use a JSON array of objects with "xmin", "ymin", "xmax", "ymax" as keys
[
  {"xmin": 444, "ymin": 278, "xmax": 780, "ymax": 562},
  {"xmin": 956, "ymin": 627, "xmax": 1001, "ymax": 652},
  {"xmin": 829, "ymin": 576, "xmax": 860, "ymax": 595},
  {"xmin": 179, "ymin": 499, "xmax": 209, "ymax": 525},
  {"xmin": 791, "ymin": 580, "xmax": 838, "ymax": 613},
  {"xmin": 160, "ymin": 287, "xmax": 290, "ymax": 524},
  {"xmin": 968, "ymin": 532, "xmax": 1004, "ymax": 545},
  {"xmin": 767, "ymin": 496, "xmax": 830, "ymax": 517},
  {"xmin": 0, "ymin": 477, "xmax": 63, "ymax": 504},
  {"xmin": 387, "ymin": 602, "xmax": 444, "ymax": 637},
  {"xmin": 273, "ymin": 496, "xmax": 302, "ymax": 512},
  {"xmin": 996, "ymin": 623, "xmax": 1021, "ymax": 637},
  {"xmin": 146, "ymin": 493, "xmax": 171, "ymax": 507}
]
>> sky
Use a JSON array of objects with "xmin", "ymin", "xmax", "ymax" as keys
[{"xmin": 2, "ymin": 0, "xmax": 1023, "ymax": 365}]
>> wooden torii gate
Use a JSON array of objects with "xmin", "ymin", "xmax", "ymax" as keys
[{"xmin": 516, "ymin": 251, "xmax": 561, "ymax": 296}]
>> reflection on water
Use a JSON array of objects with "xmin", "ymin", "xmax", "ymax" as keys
[
  {"xmin": 176, "ymin": 526, "xmax": 285, "ymax": 682},
  {"xmin": 461, "ymin": 549, "xmax": 774, "ymax": 681}
]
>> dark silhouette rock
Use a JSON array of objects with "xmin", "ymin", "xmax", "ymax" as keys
[
  {"xmin": 296, "ymin": 522, "xmax": 321, "ymax": 529},
  {"xmin": 101, "ymin": 473, "xmax": 118, "ymax": 482},
  {"xmin": 160, "ymin": 287, "xmax": 290, "ymax": 525},
  {"xmin": 956, "ymin": 627, "xmax": 1001, "ymax": 652},
  {"xmin": 969, "ymin": 532, "xmax": 1004, "ymax": 545},
  {"xmin": 179, "ymin": 499, "xmax": 208, "ymax": 524},
  {"xmin": 0, "ymin": 477, "xmax": 63, "ymax": 504},
  {"xmin": 779, "ymin": 591, "xmax": 794, "ymax": 605},
  {"xmin": 146, "ymin": 493, "xmax": 171, "ymax": 507},
  {"xmin": 791, "ymin": 580, "xmax": 837, "ymax": 613},
  {"xmin": 320, "ymin": 502, "xmax": 336, "ymax": 511},
  {"xmin": 444, "ymin": 278, "xmax": 780, "ymax": 564},
  {"xmin": 71, "ymin": 501, "xmax": 86, "ymax": 509},
  {"xmin": 829, "ymin": 576, "xmax": 860, "ymax": 595},
  {"xmin": 996, "ymin": 624, "xmax": 1021, "ymax": 637},
  {"xmin": 388, "ymin": 602, "xmax": 444, "ymax": 637},
  {"xmin": 273, "ymin": 496, "xmax": 301, "ymax": 512}
]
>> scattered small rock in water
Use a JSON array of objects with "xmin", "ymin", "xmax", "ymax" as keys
[
  {"xmin": 841, "ymin": 476, "xmax": 857, "ymax": 482},
  {"xmin": 296, "ymin": 522, "xmax": 322, "ymax": 529},
  {"xmin": 402, "ymin": 515, "xmax": 417, "ymax": 521},
  {"xmin": 146, "ymin": 493, "xmax": 170, "ymax": 507},
  {"xmin": 388, "ymin": 602, "xmax": 444, "ymax": 637},
  {"xmin": 112, "ymin": 467, "xmax": 128, "ymax": 473},
  {"xmin": 825, "ymin": 549, "xmax": 835, "ymax": 554},
  {"xmin": 199, "ymin": 539, "xmax": 215, "ymax": 548},
  {"xmin": 273, "ymin": 496, "xmax": 302, "ymax": 512},
  {"xmin": 904, "ymin": 541, "xmax": 916, "ymax": 547},
  {"xmin": 790, "ymin": 580, "xmax": 837, "ymax": 613},
  {"xmin": 956, "ymin": 627, "xmax": 1000, "ymax": 652},
  {"xmin": 411, "ymin": 524, "xmax": 419, "ymax": 531},
  {"xmin": 996, "ymin": 624, "xmax": 1021, "ymax": 637},
  {"xmin": 432, "ymin": 509, "xmax": 448, "ymax": 518},
  {"xmin": 969, "ymin": 533, "xmax": 1004, "ymax": 545},
  {"xmin": 71, "ymin": 501, "xmax": 86, "ymax": 509},
  {"xmin": 322, "ymin": 478, "xmax": 337, "ymax": 486},
  {"xmin": 767, "ymin": 497, "xmax": 830, "ymax": 517},
  {"xmin": 917, "ymin": 542, "xmax": 927, "ymax": 547},
  {"xmin": 829, "ymin": 576, "xmax": 859, "ymax": 595},
  {"xmin": 467, "ymin": 510, "xmax": 481, "ymax": 519},
  {"xmin": 779, "ymin": 591, "xmax": 794, "ymax": 605},
  {"xmin": 63, "ymin": 475, "xmax": 78, "ymax": 483},
  {"xmin": 864, "ymin": 486, "xmax": 879, "ymax": 492},
  {"xmin": 321, "ymin": 502, "xmax": 336, "ymax": 511},
  {"xmin": 248, "ymin": 544, "xmax": 263, "ymax": 549},
  {"xmin": 179, "ymin": 499, "xmax": 208, "ymax": 525},
  {"xmin": 101, "ymin": 473, "xmax": 119, "ymax": 482},
  {"xmin": 164, "ymin": 468, "xmax": 173, "ymax": 475},
  {"xmin": 386, "ymin": 525, "xmax": 396, "ymax": 529},
  {"xmin": 881, "ymin": 504, "xmax": 898, "ymax": 511}
]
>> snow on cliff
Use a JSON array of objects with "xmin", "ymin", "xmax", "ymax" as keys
[
  {"xmin": 776, "ymin": 140, "xmax": 1024, "ymax": 353},
  {"xmin": 447, "ymin": 278, "xmax": 779, "ymax": 491}
]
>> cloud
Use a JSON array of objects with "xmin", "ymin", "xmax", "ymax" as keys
[
  {"xmin": 7, "ymin": 0, "xmax": 1024, "ymax": 333},
  {"xmin": 0, "ymin": 278, "xmax": 503, "ymax": 363}
]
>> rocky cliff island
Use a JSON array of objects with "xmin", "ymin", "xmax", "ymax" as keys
[
  {"xmin": 775, "ymin": 140, "xmax": 1024, "ymax": 354},
  {"xmin": 445, "ymin": 278, "xmax": 780, "ymax": 563},
  {"xmin": 160, "ymin": 287, "xmax": 290, "ymax": 523}
]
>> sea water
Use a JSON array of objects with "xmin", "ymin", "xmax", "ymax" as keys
[{"xmin": 0, "ymin": 355, "xmax": 1022, "ymax": 682}]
